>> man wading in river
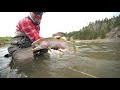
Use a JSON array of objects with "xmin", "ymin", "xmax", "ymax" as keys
[{"xmin": 5, "ymin": 12, "xmax": 50, "ymax": 61}]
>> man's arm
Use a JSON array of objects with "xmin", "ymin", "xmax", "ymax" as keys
[{"xmin": 16, "ymin": 17, "xmax": 42, "ymax": 42}]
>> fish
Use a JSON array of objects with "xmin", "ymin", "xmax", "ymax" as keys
[{"xmin": 31, "ymin": 37, "xmax": 77, "ymax": 55}]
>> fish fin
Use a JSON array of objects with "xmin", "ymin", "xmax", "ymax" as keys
[
  {"xmin": 69, "ymin": 36, "xmax": 77, "ymax": 56},
  {"xmin": 70, "ymin": 36, "xmax": 75, "ymax": 43},
  {"xmin": 58, "ymin": 49, "xmax": 64, "ymax": 53},
  {"xmin": 48, "ymin": 48, "xmax": 52, "ymax": 52}
]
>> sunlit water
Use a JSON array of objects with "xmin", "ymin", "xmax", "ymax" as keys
[{"xmin": 0, "ymin": 42, "xmax": 120, "ymax": 78}]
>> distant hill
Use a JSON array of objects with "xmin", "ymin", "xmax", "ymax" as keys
[{"xmin": 62, "ymin": 14, "xmax": 120, "ymax": 40}]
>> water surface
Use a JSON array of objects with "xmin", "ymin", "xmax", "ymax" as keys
[{"xmin": 0, "ymin": 42, "xmax": 120, "ymax": 78}]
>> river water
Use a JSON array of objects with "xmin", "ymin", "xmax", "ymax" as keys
[{"xmin": 0, "ymin": 42, "xmax": 120, "ymax": 78}]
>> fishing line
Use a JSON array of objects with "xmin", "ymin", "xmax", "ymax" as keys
[
  {"xmin": 56, "ymin": 59, "xmax": 98, "ymax": 78},
  {"xmin": 68, "ymin": 67, "xmax": 98, "ymax": 78}
]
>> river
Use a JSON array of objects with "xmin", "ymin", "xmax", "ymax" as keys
[{"xmin": 0, "ymin": 42, "xmax": 120, "ymax": 78}]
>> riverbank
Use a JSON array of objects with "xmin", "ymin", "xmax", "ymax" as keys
[
  {"xmin": 0, "ymin": 37, "xmax": 12, "ymax": 45},
  {"xmin": 75, "ymin": 38, "xmax": 120, "ymax": 43}
]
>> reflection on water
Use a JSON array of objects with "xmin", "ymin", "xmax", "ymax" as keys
[{"xmin": 0, "ymin": 42, "xmax": 120, "ymax": 78}]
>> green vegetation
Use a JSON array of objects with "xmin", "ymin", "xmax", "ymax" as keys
[
  {"xmin": 0, "ymin": 36, "xmax": 12, "ymax": 45},
  {"xmin": 62, "ymin": 14, "xmax": 120, "ymax": 40}
]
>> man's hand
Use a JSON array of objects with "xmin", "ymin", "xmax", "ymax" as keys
[
  {"xmin": 32, "ymin": 41, "xmax": 48, "ymax": 55},
  {"xmin": 32, "ymin": 41, "xmax": 48, "ymax": 52}
]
